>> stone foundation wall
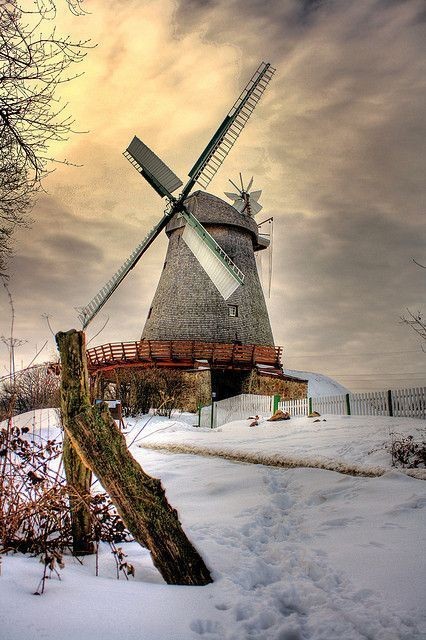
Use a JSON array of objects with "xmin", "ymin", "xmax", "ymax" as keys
[
  {"xmin": 241, "ymin": 372, "xmax": 308, "ymax": 399},
  {"xmin": 94, "ymin": 367, "xmax": 307, "ymax": 415}
]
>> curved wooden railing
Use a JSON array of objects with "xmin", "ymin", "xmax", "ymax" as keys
[{"xmin": 86, "ymin": 340, "xmax": 283, "ymax": 374}]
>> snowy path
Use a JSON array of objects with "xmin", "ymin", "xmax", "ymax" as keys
[
  {"xmin": 1, "ymin": 451, "xmax": 424, "ymax": 639},
  {"xmin": 187, "ymin": 471, "xmax": 423, "ymax": 640},
  {"xmin": 136, "ymin": 450, "xmax": 425, "ymax": 640},
  {"xmin": 137, "ymin": 413, "xmax": 426, "ymax": 480}
]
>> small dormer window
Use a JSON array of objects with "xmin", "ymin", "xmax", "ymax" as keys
[{"xmin": 228, "ymin": 305, "xmax": 238, "ymax": 318}]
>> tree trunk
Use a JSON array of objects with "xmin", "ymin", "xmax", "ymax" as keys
[
  {"xmin": 56, "ymin": 329, "xmax": 212, "ymax": 586},
  {"xmin": 56, "ymin": 330, "xmax": 94, "ymax": 555},
  {"xmin": 62, "ymin": 433, "xmax": 94, "ymax": 554}
]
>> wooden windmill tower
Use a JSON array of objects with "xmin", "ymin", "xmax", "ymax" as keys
[{"xmin": 80, "ymin": 63, "xmax": 299, "ymax": 401}]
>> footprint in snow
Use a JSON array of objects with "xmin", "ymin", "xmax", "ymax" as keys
[
  {"xmin": 190, "ymin": 619, "xmax": 223, "ymax": 636},
  {"xmin": 320, "ymin": 516, "xmax": 363, "ymax": 529}
]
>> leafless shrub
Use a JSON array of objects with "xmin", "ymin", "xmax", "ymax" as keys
[
  {"xmin": 0, "ymin": 363, "xmax": 61, "ymax": 419},
  {"xmin": 115, "ymin": 369, "xmax": 159, "ymax": 417},
  {"xmin": 400, "ymin": 309, "xmax": 426, "ymax": 352},
  {"xmin": 0, "ymin": 417, "xmax": 70, "ymax": 555},
  {"xmin": 114, "ymin": 368, "xmax": 189, "ymax": 418},
  {"xmin": 389, "ymin": 431, "xmax": 426, "ymax": 469},
  {"xmin": 400, "ymin": 259, "xmax": 426, "ymax": 352},
  {"xmin": 0, "ymin": 410, "xmax": 131, "ymax": 593},
  {"xmin": 153, "ymin": 369, "xmax": 187, "ymax": 418}
]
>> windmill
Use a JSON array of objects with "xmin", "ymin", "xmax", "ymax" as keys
[
  {"xmin": 79, "ymin": 61, "xmax": 298, "ymax": 402},
  {"xmin": 78, "ymin": 62, "xmax": 276, "ymax": 329}
]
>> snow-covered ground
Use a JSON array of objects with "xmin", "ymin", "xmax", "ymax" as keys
[{"xmin": 1, "ymin": 409, "xmax": 425, "ymax": 640}]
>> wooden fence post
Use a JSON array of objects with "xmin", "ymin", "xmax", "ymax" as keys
[
  {"xmin": 387, "ymin": 389, "xmax": 393, "ymax": 417},
  {"xmin": 345, "ymin": 393, "xmax": 351, "ymax": 416},
  {"xmin": 273, "ymin": 394, "xmax": 280, "ymax": 413}
]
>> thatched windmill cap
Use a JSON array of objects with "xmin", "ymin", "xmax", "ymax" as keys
[{"xmin": 165, "ymin": 191, "xmax": 265, "ymax": 249}]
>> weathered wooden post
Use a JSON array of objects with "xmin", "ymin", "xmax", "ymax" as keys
[
  {"xmin": 57, "ymin": 330, "xmax": 94, "ymax": 555},
  {"xmin": 56, "ymin": 329, "xmax": 212, "ymax": 586}
]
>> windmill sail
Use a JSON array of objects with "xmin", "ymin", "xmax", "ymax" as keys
[
  {"xmin": 181, "ymin": 210, "xmax": 244, "ymax": 300},
  {"xmin": 123, "ymin": 136, "xmax": 183, "ymax": 199},
  {"xmin": 186, "ymin": 62, "xmax": 276, "ymax": 191},
  {"xmin": 78, "ymin": 209, "xmax": 175, "ymax": 328}
]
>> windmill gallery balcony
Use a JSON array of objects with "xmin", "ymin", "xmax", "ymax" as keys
[{"xmin": 86, "ymin": 340, "xmax": 284, "ymax": 378}]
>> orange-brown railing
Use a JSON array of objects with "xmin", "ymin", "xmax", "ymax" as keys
[{"xmin": 86, "ymin": 340, "xmax": 282, "ymax": 374}]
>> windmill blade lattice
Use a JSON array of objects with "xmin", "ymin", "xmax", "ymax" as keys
[
  {"xmin": 78, "ymin": 206, "xmax": 176, "ymax": 328},
  {"xmin": 187, "ymin": 62, "xmax": 275, "ymax": 191},
  {"xmin": 181, "ymin": 210, "xmax": 244, "ymax": 300}
]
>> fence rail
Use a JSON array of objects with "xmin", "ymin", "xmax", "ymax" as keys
[
  {"xmin": 199, "ymin": 386, "xmax": 426, "ymax": 428},
  {"xmin": 292, "ymin": 387, "xmax": 426, "ymax": 419},
  {"xmin": 349, "ymin": 391, "xmax": 389, "ymax": 417},
  {"xmin": 312, "ymin": 387, "xmax": 426, "ymax": 419},
  {"xmin": 312, "ymin": 394, "xmax": 348, "ymax": 416}
]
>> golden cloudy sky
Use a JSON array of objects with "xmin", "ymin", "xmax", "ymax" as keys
[{"xmin": 3, "ymin": 0, "xmax": 426, "ymax": 391}]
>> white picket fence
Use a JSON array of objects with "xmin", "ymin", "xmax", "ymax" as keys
[
  {"xmin": 278, "ymin": 398, "xmax": 308, "ymax": 417},
  {"xmin": 312, "ymin": 387, "xmax": 426, "ymax": 419},
  {"xmin": 311, "ymin": 396, "xmax": 350, "ymax": 416},
  {"xmin": 199, "ymin": 386, "xmax": 426, "ymax": 428},
  {"xmin": 200, "ymin": 393, "xmax": 273, "ymax": 428},
  {"xmin": 348, "ymin": 391, "xmax": 389, "ymax": 416},
  {"xmin": 390, "ymin": 387, "xmax": 426, "ymax": 418},
  {"xmin": 312, "ymin": 394, "xmax": 348, "ymax": 416}
]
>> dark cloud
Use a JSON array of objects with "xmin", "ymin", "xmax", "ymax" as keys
[
  {"xmin": 270, "ymin": 202, "xmax": 426, "ymax": 387},
  {"xmin": 174, "ymin": 0, "xmax": 329, "ymax": 36}
]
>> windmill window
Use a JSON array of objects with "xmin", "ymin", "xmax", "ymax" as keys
[
  {"xmin": 228, "ymin": 305, "xmax": 238, "ymax": 318},
  {"xmin": 147, "ymin": 307, "xmax": 152, "ymax": 320}
]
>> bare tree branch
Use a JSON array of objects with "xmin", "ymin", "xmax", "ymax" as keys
[
  {"xmin": 86, "ymin": 316, "xmax": 110, "ymax": 346},
  {"xmin": 412, "ymin": 258, "xmax": 426, "ymax": 269},
  {"xmin": 400, "ymin": 308, "xmax": 426, "ymax": 353},
  {"xmin": 0, "ymin": 0, "xmax": 93, "ymax": 273},
  {"xmin": 400, "ymin": 260, "xmax": 426, "ymax": 352}
]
